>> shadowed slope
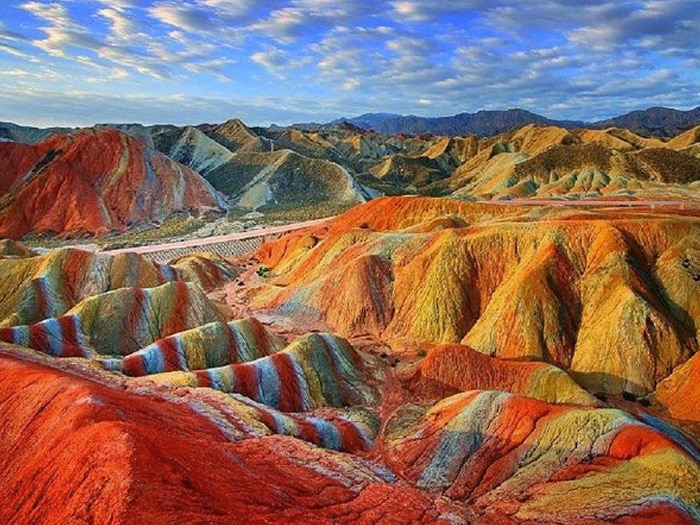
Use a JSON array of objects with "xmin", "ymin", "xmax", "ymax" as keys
[
  {"xmin": 206, "ymin": 148, "xmax": 371, "ymax": 212},
  {"xmin": 253, "ymin": 197, "xmax": 700, "ymax": 395},
  {"xmin": 153, "ymin": 125, "xmax": 234, "ymax": 175},
  {"xmin": 409, "ymin": 344, "xmax": 597, "ymax": 406},
  {"xmin": 653, "ymin": 351, "xmax": 700, "ymax": 424},
  {"xmin": 0, "ymin": 239, "xmax": 34, "ymax": 258},
  {"xmin": 168, "ymin": 252, "xmax": 238, "ymax": 291}
]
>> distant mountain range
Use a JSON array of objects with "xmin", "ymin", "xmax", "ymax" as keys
[
  {"xmin": 315, "ymin": 106, "xmax": 700, "ymax": 138},
  {"xmin": 590, "ymin": 106, "xmax": 700, "ymax": 138},
  {"xmin": 331, "ymin": 109, "xmax": 583, "ymax": 137}
]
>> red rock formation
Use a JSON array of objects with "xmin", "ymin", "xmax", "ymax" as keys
[
  {"xmin": 0, "ymin": 350, "xmax": 441, "ymax": 524},
  {"xmin": 653, "ymin": 351, "xmax": 700, "ymax": 424},
  {"xmin": 0, "ymin": 128, "xmax": 225, "ymax": 239},
  {"xmin": 409, "ymin": 343, "xmax": 597, "ymax": 406},
  {"xmin": 382, "ymin": 390, "xmax": 700, "ymax": 524}
]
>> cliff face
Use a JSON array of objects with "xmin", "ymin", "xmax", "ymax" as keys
[{"xmin": 0, "ymin": 128, "xmax": 226, "ymax": 239}]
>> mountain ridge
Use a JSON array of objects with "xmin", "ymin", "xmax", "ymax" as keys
[{"xmin": 298, "ymin": 105, "xmax": 700, "ymax": 138}]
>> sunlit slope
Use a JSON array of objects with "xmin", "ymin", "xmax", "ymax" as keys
[{"xmin": 253, "ymin": 196, "xmax": 700, "ymax": 395}]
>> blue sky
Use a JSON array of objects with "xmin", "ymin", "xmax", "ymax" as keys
[{"xmin": 0, "ymin": 0, "xmax": 699, "ymax": 127}]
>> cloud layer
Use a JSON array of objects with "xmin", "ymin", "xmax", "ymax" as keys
[{"xmin": 1, "ymin": 0, "xmax": 698, "ymax": 126}]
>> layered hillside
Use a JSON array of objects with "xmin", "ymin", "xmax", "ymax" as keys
[
  {"xmin": 2, "ymin": 115, "xmax": 700, "ymax": 523},
  {"xmin": 431, "ymin": 125, "xmax": 700, "ymax": 200},
  {"xmin": 252, "ymin": 196, "xmax": 700, "ymax": 396},
  {"xmin": 383, "ymin": 391, "xmax": 700, "ymax": 523},
  {"xmin": 1, "ymin": 196, "xmax": 700, "ymax": 522},
  {"xmin": 3, "ymin": 120, "xmax": 699, "ymax": 241},
  {"xmin": 278, "ymin": 122, "xmax": 700, "ymax": 200},
  {"xmin": 0, "ymin": 352, "xmax": 438, "ymax": 524},
  {"xmin": 0, "ymin": 248, "xmax": 235, "ymax": 327},
  {"xmin": 207, "ymin": 149, "xmax": 372, "ymax": 211},
  {"xmin": 0, "ymin": 128, "xmax": 226, "ymax": 239}
]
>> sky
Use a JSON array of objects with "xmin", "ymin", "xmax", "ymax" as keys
[{"xmin": 0, "ymin": 0, "xmax": 699, "ymax": 127}]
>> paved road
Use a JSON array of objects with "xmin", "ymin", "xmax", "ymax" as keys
[{"xmin": 104, "ymin": 216, "xmax": 334, "ymax": 256}]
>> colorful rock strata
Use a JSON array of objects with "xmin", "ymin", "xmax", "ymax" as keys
[
  {"xmin": 0, "ymin": 352, "xmax": 439, "ymax": 524},
  {"xmin": 0, "ymin": 248, "xmax": 236, "ymax": 327},
  {"xmin": 1, "ymin": 282, "xmax": 222, "ymax": 357},
  {"xmin": 383, "ymin": 391, "xmax": 700, "ymax": 523},
  {"xmin": 254, "ymin": 196, "xmax": 700, "ymax": 396},
  {"xmin": 121, "ymin": 317, "xmax": 285, "ymax": 376},
  {"xmin": 143, "ymin": 332, "xmax": 378, "ymax": 412},
  {"xmin": 0, "ymin": 128, "xmax": 226, "ymax": 239}
]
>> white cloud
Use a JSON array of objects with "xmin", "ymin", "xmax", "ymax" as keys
[{"xmin": 5, "ymin": 0, "xmax": 700, "ymax": 125}]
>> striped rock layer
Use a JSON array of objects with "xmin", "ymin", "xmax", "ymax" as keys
[
  {"xmin": 0, "ymin": 282, "xmax": 222, "ymax": 357},
  {"xmin": 0, "ymin": 248, "xmax": 235, "ymax": 327},
  {"xmin": 254, "ymin": 196, "xmax": 700, "ymax": 396},
  {"xmin": 383, "ymin": 390, "xmax": 700, "ymax": 524},
  {"xmin": 142, "ymin": 332, "xmax": 378, "ymax": 412},
  {"xmin": 0, "ymin": 128, "xmax": 226, "ymax": 239},
  {"xmin": 120, "ymin": 318, "xmax": 285, "ymax": 376},
  {"xmin": 0, "ymin": 353, "xmax": 439, "ymax": 524},
  {"xmin": 122, "ymin": 317, "xmax": 286, "ymax": 376}
]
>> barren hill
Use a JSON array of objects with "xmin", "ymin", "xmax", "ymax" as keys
[
  {"xmin": 0, "ymin": 128, "xmax": 226, "ymax": 239},
  {"xmin": 253, "ymin": 196, "xmax": 700, "ymax": 397}
]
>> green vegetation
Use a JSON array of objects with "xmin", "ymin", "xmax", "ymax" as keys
[
  {"xmin": 97, "ymin": 216, "xmax": 206, "ymax": 250},
  {"xmin": 256, "ymin": 265, "xmax": 270, "ymax": 277},
  {"xmin": 228, "ymin": 201, "xmax": 357, "ymax": 224}
]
